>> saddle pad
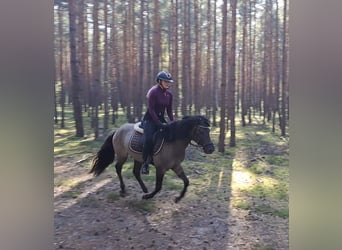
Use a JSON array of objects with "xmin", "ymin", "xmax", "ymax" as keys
[{"xmin": 129, "ymin": 131, "xmax": 164, "ymax": 155}]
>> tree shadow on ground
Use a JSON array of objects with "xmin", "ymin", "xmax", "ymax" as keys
[{"xmin": 54, "ymin": 154, "xmax": 233, "ymax": 250}]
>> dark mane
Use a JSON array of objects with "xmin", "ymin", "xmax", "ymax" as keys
[{"xmin": 162, "ymin": 115, "xmax": 210, "ymax": 142}]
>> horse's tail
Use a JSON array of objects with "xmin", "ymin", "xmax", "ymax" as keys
[{"xmin": 89, "ymin": 131, "xmax": 116, "ymax": 177}]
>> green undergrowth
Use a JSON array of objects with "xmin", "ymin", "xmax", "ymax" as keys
[{"xmin": 229, "ymin": 118, "xmax": 289, "ymax": 218}]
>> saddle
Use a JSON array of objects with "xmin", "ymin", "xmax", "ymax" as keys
[{"xmin": 129, "ymin": 122, "xmax": 164, "ymax": 155}]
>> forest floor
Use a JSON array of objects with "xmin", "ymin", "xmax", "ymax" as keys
[{"xmin": 54, "ymin": 121, "xmax": 289, "ymax": 250}]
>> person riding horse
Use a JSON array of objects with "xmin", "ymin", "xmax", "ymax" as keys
[{"xmin": 141, "ymin": 71, "xmax": 175, "ymax": 175}]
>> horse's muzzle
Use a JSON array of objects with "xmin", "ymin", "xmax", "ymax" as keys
[{"xmin": 203, "ymin": 143, "xmax": 215, "ymax": 154}]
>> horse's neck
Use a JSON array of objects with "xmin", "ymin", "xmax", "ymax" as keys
[{"xmin": 172, "ymin": 137, "xmax": 191, "ymax": 149}]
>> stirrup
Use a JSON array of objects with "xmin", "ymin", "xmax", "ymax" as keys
[{"xmin": 141, "ymin": 163, "xmax": 149, "ymax": 175}]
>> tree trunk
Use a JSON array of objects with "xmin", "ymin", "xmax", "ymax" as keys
[
  {"xmin": 152, "ymin": 0, "xmax": 161, "ymax": 74},
  {"xmin": 212, "ymin": 0, "xmax": 218, "ymax": 127},
  {"xmin": 228, "ymin": 0, "xmax": 237, "ymax": 147},
  {"xmin": 182, "ymin": 1, "xmax": 191, "ymax": 116},
  {"xmin": 218, "ymin": 0, "xmax": 228, "ymax": 153},
  {"xmin": 280, "ymin": 0, "xmax": 288, "ymax": 136},
  {"xmin": 194, "ymin": 0, "xmax": 201, "ymax": 114},
  {"xmin": 68, "ymin": 0, "xmax": 84, "ymax": 137},
  {"xmin": 170, "ymin": 0, "xmax": 179, "ymax": 118},
  {"xmin": 103, "ymin": 0, "xmax": 110, "ymax": 130},
  {"xmin": 241, "ymin": 0, "xmax": 247, "ymax": 127},
  {"xmin": 92, "ymin": 0, "xmax": 101, "ymax": 139}
]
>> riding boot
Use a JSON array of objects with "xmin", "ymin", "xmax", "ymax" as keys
[{"xmin": 141, "ymin": 162, "xmax": 149, "ymax": 175}]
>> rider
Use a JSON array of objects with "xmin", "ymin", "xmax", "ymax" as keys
[{"xmin": 141, "ymin": 71, "xmax": 175, "ymax": 175}]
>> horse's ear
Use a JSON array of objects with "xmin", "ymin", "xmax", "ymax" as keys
[{"xmin": 198, "ymin": 116, "xmax": 210, "ymax": 127}]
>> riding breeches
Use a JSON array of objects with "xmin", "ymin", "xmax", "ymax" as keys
[{"xmin": 142, "ymin": 119, "xmax": 158, "ymax": 163}]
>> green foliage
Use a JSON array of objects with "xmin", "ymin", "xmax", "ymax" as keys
[
  {"xmin": 235, "ymin": 200, "xmax": 252, "ymax": 210},
  {"xmin": 126, "ymin": 200, "xmax": 156, "ymax": 213},
  {"xmin": 245, "ymin": 183, "xmax": 288, "ymax": 201},
  {"xmin": 254, "ymin": 204, "xmax": 289, "ymax": 219},
  {"xmin": 265, "ymin": 155, "xmax": 288, "ymax": 166}
]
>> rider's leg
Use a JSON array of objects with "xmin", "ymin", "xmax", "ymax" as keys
[{"xmin": 142, "ymin": 121, "xmax": 156, "ymax": 174}]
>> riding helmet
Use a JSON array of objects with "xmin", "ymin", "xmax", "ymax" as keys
[{"xmin": 156, "ymin": 71, "xmax": 174, "ymax": 83}]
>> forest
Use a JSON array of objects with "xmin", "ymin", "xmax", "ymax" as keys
[
  {"xmin": 54, "ymin": 1, "xmax": 289, "ymax": 248},
  {"xmin": 54, "ymin": 0, "xmax": 289, "ymax": 152}
]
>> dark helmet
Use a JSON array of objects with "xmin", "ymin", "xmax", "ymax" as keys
[{"xmin": 156, "ymin": 71, "xmax": 174, "ymax": 83}]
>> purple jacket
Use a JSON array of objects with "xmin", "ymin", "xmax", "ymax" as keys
[{"xmin": 145, "ymin": 85, "xmax": 174, "ymax": 124}]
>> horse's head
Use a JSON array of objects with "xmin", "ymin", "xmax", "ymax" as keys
[{"xmin": 189, "ymin": 116, "xmax": 215, "ymax": 154}]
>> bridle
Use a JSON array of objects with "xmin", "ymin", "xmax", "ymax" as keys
[{"xmin": 190, "ymin": 125, "xmax": 214, "ymax": 151}]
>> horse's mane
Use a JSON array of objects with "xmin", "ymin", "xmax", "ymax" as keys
[{"xmin": 161, "ymin": 115, "xmax": 210, "ymax": 142}]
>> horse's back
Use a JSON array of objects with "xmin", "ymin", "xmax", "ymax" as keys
[{"xmin": 113, "ymin": 123, "xmax": 135, "ymax": 154}]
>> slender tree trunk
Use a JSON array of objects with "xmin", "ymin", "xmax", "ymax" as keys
[
  {"xmin": 194, "ymin": 0, "xmax": 201, "ymax": 114},
  {"xmin": 280, "ymin": 0, "xmax": 288, "ymax": 136},
  {"xmin": 138, "ymin": 0, "xmax": 146, "ymax": 120},
  {"xmin": 92, "ymin": 0, "xmax": 101, "ymax": 139},
  {"xmin": 103, "ymin": 0, "xmax": 109, "ymax": 130},
  {"xmin": 58, "ymin": 5, "xmax": 65, "ymax": 128},
  {"xmin": 68, "ymin": 0, "xmax": 84, "ymax": 137},
  {"xmin": 206, "ymin": 0, "xmax": 212, "ymax": 119},
  {"xmin": 152, "ymin": 0, "xmax": 161, "ymax": 74},
  {"xmin": 241, "ymin": 0, "xmax": 247, "ymax": 127},
  {"xmin": 212, "ymin": 0, "xmax": 218, "ymax": 127},
  {"xmin": 218, "ymin": 0, "xmax": 228, "ymax": 153},
  {"xmin": 228, "ymin": 0, "xmax": 237, "ymax": 147},
  {"xmin": 80, "ymin": 0, "xmax": 90, "ymax": 113},
  {"xmin": 182, "ymin": 1, "xmax": 191, "ymax": 115},
  {"xmin": 110, "ymin": 0, "xmax": 119, "ymax": 124},
  {"xmin": 170, "ymin": 0, "xmax": 179, "ymax": 118}
]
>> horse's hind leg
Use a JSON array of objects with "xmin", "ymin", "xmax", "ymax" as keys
[
  {"xmin": 115, "ymin": 156, "xmax": 127, "ymax": 197},
  {"xmin": 133, "ymin": 160, "xmax": 148, "ymax": 193},
  {"xmin": 172, "ymin": 165, "xmax": 189, "ymax": 203},
  {"xmin": 142, "ymin": 167, "xmax": 165, "ymax": 200}
]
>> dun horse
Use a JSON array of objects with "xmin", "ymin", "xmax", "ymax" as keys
[{"xmin": 89, "ymin": 115, "xmax": 215, "ymax": 203}]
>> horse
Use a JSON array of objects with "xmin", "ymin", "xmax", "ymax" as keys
[{"xmin": 89, "ymin": 115, "xmax": 215, "ymax": 203}]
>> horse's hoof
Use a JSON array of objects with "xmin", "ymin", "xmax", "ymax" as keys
[
  {"xmin": 120, "ymin": 191, "xmax": 126, "ymax": 197},
  {"xmin": 175, "ymin": 197, "xmax": 181, "ymax": 203},
  {"xmin": 142, "ymin": 194, "xmax": 152, "ymax": 200},
  {"xmin": 142, "ymin": 188, "xmax": 148, "ymax": 193}
]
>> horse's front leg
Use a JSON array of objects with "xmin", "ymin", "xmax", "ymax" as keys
[
  {"xmin": 133, "ymin": 160, "xmax": 148, "ymax": 193},
  {"xmin": 171, "ymin": 165, "xmax": 189, "ymax": 203},
  {"xmin": 142, "ymin": 166, "xmax": 165, "ymax": 200}
]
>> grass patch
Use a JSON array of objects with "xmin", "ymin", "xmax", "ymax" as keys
[
  {"xmin": 234, "ymin": 200, "xmax": 252, "ymax": 210},
  {"xmin": 249, "ymin": 162, "xmax": 267, "ymax": 175},
  {"xmin": 254, "ymin": 204, "xmax": 289, "ymax": 219},
  {"xmin": 61, "ymin": 190, "xmax": 82, "ymax": 199},
  {"xmin": 127, "ymin": 200, "xmax": 156, "ymax": 213},
  {"xmin": 265, "ymin": 155, "xmax": 288, "ymax": 166},
  {"xmin": 252, "ymin": 242, "xmax": 276, "ymax": 250},
  {"xmin": 163, "ymin": 178, "xmax": 184, "ymax": 191},
  {"xmin": 243, "ymin": 183, "xmax": 288, "ymax": 201},
  {"xmin": 55, "ymin": 178, "xmax": 81, "ymax": 189},
  {"xmin": 107, "ymin": 192, "xmax": 121, "ymax": 203}
]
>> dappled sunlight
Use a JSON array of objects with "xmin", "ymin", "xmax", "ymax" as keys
[
  {"xmin": 54, "ymin": 177, "xmax": 111, "ymax": 213},
  {"xmin": 231, "ymin": 169, "xmax": 254, "ymax": 190},
  {"xmin": 55, "ymin": 174, "xmax": 91, "ymax": 190},
  {"xmin": 217, "ymin": 170, "xmax": 224, "ymax": 188}
]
